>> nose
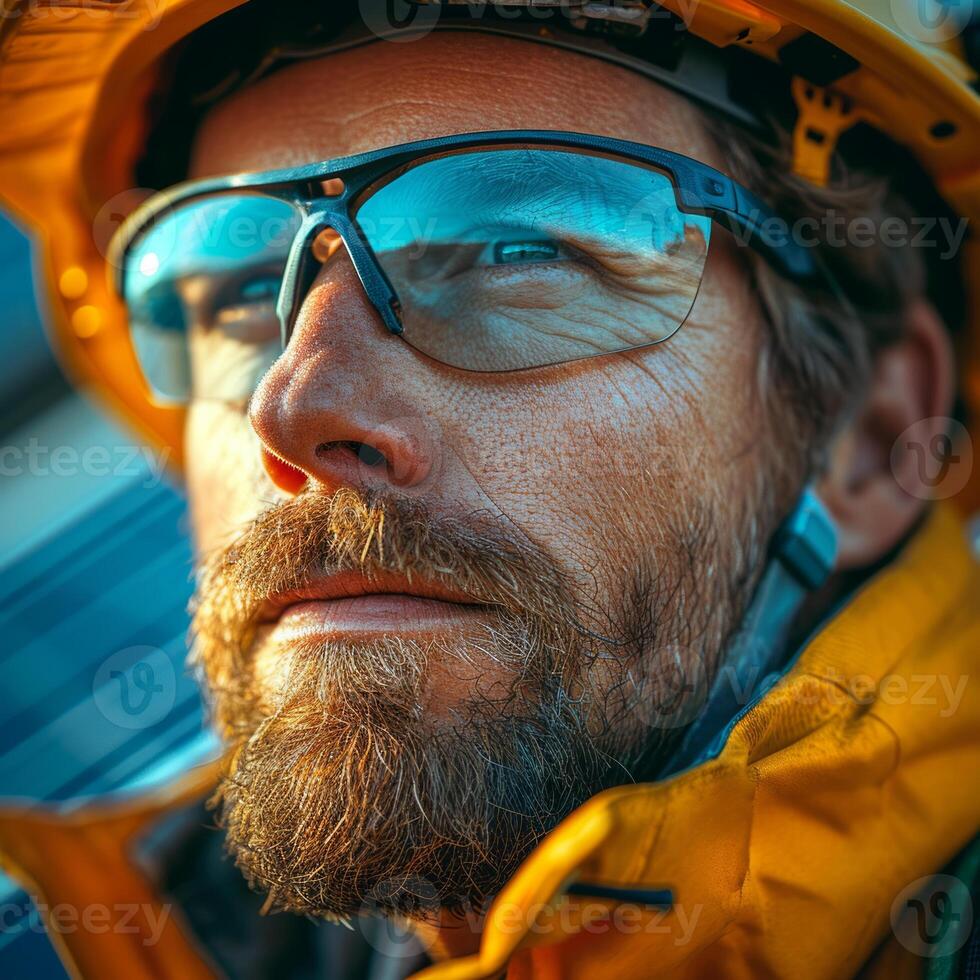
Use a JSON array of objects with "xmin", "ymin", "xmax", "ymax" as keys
[{"xmin": 248, "ymin": 245, "xmax": 434, "ymax": 497}]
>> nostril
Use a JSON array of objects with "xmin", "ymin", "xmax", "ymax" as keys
[
  {"xmin": 312, "ymin": 435, "xmax": 428, "ymax": 489},
  {"xmin": 356, "ymin": 444, "xmax": 386, "ymax": 468},
  {"xmin": 316, "ymin": 440, "xmax": 387, "ymax": 468}
]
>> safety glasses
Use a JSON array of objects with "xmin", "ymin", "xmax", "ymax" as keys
[{"xmin": 108, "ymin": 130, "xmax": 820, "ymax": 403}]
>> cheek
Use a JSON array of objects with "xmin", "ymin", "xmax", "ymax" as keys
[
  {"xmin": 185, "ymin": 401, "xmax": 270, "ymax": 553},
  {"xmin": 444, "ymin": 304, "xmax": 764, "ymax": 608},
  {"xmin": 439, "ymin": 364, "xmax": 683, "ymax": 601}
]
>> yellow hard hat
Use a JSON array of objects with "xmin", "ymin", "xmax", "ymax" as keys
[{"xmin": 1, "ymin": 0, "xmax": 978, "ymax": 476}]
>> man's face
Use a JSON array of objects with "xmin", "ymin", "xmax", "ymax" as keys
[{"xmin": 186, "ymin": 33, "xmax": 795, "ymax": 919}]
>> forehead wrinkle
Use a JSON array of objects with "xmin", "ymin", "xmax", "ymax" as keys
[{"xmin": 189, "ymin": 33, "xmax": 719, "ymax": 180}]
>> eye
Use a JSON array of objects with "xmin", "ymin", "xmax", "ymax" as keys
[
  {"xmin": 213, "ymin": 272, "xmax": 282, "ymax": 324},
  {"xmin": 205, "ymin": 270, "xmax": 284, "ymax": 348},
  {"xmin": 235, "ymin": 274, "xmax": 280, "ymax": 305},
  {"xmin": 491, "ymin": 240, "xmax": 561, "ymax": 265},
  {"xmin": 387, "ymin": 235, "xmax": 574, "ymax": 285}
]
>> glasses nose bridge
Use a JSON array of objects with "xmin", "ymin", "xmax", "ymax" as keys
[{"xmin": 276, "ymin": 199, "xmax": 403, "ymax": 348}]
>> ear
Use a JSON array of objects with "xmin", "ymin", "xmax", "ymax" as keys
[{"xmin": 817, "ymin": 299, "xmax": 955, "ymax": 570}]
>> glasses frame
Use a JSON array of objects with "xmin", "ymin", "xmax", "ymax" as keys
[{"xmin": 109, "ymin": 129, "xmax": 822, "ymax": 372}]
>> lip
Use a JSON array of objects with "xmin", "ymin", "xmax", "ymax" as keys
[
  {"xmin": 257, "ymin": 570, "xmax": 487, "ymax": 640},
  {"xmin": 271, "ymin": 594, "xmax": 488, "ymax": 640}
]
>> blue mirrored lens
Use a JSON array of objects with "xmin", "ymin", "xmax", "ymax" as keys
[
  {"xmin": 355, "ymin": 148, "xmax": 711, "ymax": 371},
  {"xmin": 124, "ymin": 194, "xmax": 300, "ymax": 401}
]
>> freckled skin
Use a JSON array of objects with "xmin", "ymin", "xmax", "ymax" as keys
[{"xmin": 185, "ymin": 33, "xmax": 771, "ymax": 699}]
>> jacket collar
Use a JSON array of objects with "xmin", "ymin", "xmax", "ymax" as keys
[{"xmin": 414, "ymin": 503, "xmax": 980, "ymax": 980}]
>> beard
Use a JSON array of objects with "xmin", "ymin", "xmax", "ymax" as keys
[{"xmin": 191, "ymin": 483, "xmax": 767, "ymax": 922}]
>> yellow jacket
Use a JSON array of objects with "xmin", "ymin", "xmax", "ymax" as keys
[{"xmin": 1, "ymin": 502, "xmax": 978, "ymax": 979}]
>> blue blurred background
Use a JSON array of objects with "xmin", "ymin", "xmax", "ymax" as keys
[{"xmin": 0, "ymin": 213, "xmax": 215, "ymax": 976}]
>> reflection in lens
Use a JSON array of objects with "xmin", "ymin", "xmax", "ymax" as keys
[
  {"xmin": 123, "ymin": 194, "xmax": 300, "ymax": 401},
  {"xmin": 355, "ymin": 148, "xmax": 711, "ymax": 372}
]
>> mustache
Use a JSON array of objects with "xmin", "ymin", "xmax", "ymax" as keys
[
  {"xmin": 194, "ymin": 485, "xmax": 574, "ymax": 614},
  {"xmin": 190, "ymin": 486, "xmax": 594, "ymax": 688}
]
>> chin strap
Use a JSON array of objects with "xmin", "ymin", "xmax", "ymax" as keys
[{"xmin": 662, "ymin": 485, "xmax": 839, "ymax": 776}]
